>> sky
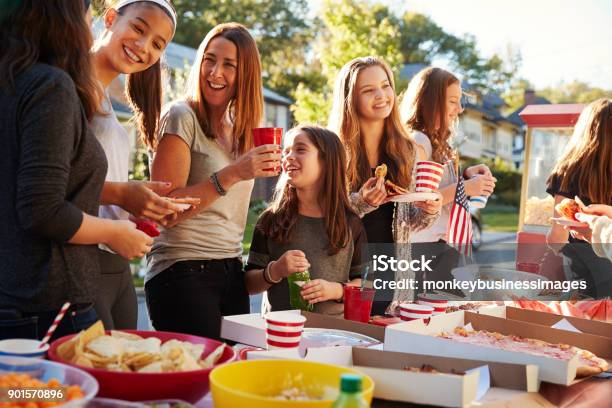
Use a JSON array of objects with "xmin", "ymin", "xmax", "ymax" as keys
[{"xmin": 310, "ymin": 0, "xmax": 612, "ymax": 90}]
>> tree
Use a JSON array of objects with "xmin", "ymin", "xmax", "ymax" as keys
[
  {"xmin": 171, "ymin": 0, "xmax": 313, "ymax": 97},
  {"xmin": 398, "ymin": 12, "xmax": 521, "ymax": 95},
  {"xmin": 538, "ymin": 80, "xmax": 612, "ymax": 104},
  {"xmin": 292, "ymin": 0, "xmax": 404, "ymax": 124}
]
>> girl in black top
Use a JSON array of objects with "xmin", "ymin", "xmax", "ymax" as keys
[
  {"xmin": 0, "ymin": 0, "xmax": 151, "ymax": 341},
  {"xmin": 546, "ymin": 98, "xmax": 612, "ymax": 298}
]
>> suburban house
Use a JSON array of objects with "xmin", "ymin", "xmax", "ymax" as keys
[
  {"xmin": 400, "ymin": 63, "xmax": 523, "ymax": 169},
  {"xmin": 107, "ymin": 41, "xmax": 293, "ymax": 201}
]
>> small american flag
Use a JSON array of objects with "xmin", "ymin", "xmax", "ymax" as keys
[{"xmin": 447, "ymin": 171, "xmax": 472, "ymax": 256}]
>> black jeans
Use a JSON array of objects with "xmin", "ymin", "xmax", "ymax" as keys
[
  {"xmin": 145, "ymin": 258, "xmax": 249, "ymax": 340},
  {"xmin": 0, "ymin": 304, "xmax": 98, "ymax": 341}
]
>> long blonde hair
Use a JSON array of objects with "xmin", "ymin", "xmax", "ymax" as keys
[
  {"xmin": 185, "ymin": 23, "xmax": 263, "ymax": 155},
  {"xmin": 399, "ymin": 67, "xmax": 460, "ymax": 164},
  {"xmin": 329, "ymin": 56, "xmax": 416, "ymax": 192},
  {"xmin": 548, "ymin": 98, "xmax": 612, "ymax": 204}
]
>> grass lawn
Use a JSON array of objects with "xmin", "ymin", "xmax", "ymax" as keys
[{"xmin": 481, "ymin": 205, "xmax": 519, "ymax": 232}]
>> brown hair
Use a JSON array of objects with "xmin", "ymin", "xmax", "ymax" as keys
[
  {"xmin": 399, "ymin": 67, "xmax": 460, "ymax": 164},
  {"xmin": 329, "ymin": 56, "xmax": 416, "ymax": 192},
  {"xmin": 105, "ymin": 0, "xmax": 177, "ymax": 149},
  {"xmin": 548, "ymin": 98, "xmax": 612, "ymax": 204},
  {"xmin": 0, "ymin": 0, "xmax": 102, "ymax": 119},
  {"xmin": 259, "ymin": 125, "xmax": 355, "ymax": 255},
  {"xmin": 184, "ymin": 23, "xmax": 263, "ymax": 155}
]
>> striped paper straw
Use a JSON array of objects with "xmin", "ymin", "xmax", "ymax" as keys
[{"xmin": 39, "ymin": 302, "xmax": 71, "ymax": 348}]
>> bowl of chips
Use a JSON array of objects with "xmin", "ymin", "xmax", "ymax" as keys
[{"xmin": 47, "ymin": 322, "xmax": 235, "ymax": 403}]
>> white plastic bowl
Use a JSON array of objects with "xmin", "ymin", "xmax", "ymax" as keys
[{"xmin": 0, "ymin": 338, "xmax": 49, "ymax": 358}]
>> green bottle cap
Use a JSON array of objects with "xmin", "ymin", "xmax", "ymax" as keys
[{"xmin": 340, "ymin": 374, "xmax": 362, "ymax": 393}]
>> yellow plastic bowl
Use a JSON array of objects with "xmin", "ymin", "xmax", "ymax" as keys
[{"xmin": 210, "ymin": 359, "xmax": 374, "ymax": 408}]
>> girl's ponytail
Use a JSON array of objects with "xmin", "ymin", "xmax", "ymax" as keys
[{"xmin": 126, "ymin": 59, "xmax": 162, "ymax": 150}]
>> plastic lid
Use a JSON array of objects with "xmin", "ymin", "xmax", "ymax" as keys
[{"xmin": 340, "ymin": 374, "xmax": 362, "ymax": 393}]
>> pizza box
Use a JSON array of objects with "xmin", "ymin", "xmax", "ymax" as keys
[
  {"xmin": 247, "ymin": 346, "xmax": 539, "ymax": 407},
  {"xmin": 220, "ymin": 310, "xmax": 385, "ymax": 348},
  {"xmin": 384, "ymin": 311, "xmax": 610, "ymax": 385},
  {"xmin": 479, "ymin": 305, "xmax": 612, "ymax": 338}
]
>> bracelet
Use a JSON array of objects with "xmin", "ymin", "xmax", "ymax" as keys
[
  {"xmin": 209, "ymin": 171, "xmax": 227, "ymax": 196},
  {"xmin": 335, "ymin": 282, "xmax": 347, "ymax": 303},
  {"xmin": 263, "ymin": 261, "xmax": 281, "ymax": 284}
]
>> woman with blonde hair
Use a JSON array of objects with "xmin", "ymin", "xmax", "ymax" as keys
[
  {"xmin": 146, "ymin": 23, "xmax": 281, "ymax": 339},
  {"xmin": 329, "ymin": 56, "xmax": 441, "ymax": 315},
  {"xmin": 547, "ymin": 98, "xmax": 612, "ymax": 298}
]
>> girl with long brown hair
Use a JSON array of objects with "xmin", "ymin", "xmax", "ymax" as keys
[
  {"xmin": 90, "ymin": 0, "xmax": 199, "ymax": 330},
  {"xmin": 146, "ymin": 23, "xmax": 280, "ymax": 339},
  {"xmin": 0, "ymin": 0, "xmax": 151, "ymax": 341},
  {"xmin": 399, "ymin": 67, "xmax": 496, "ymax": 296},
  {"xmin": 245, "ymin": 125, "xmax": 367, "ymax": 315},
  {"xmin": 547, "ymin": 98, "xmax": 612, "ymax": 297},
  {"xmin": 329, "ymin": 56, "xmax": 441, "ymax": 315}
]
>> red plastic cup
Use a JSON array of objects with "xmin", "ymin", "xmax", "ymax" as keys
[
  {"xmin": 253, "ymin": 127, "xmax": 282, "ymax": 148},
  {"xmin": 417, "ymin": 295, "xmax": 448, "ymax": 315},
  {"xmin": 264, "ymin": 312, "xmax": 306, "ymax": 350},
  {"xmin": 253, "ymin": 127, "xmax": 282, "ymax": 171},
  {"xmin": 415, "ymin": 161, "xmax": 444, "ymax": 193},
  {"xmin": 399, "ymin": 303, "xmax": 434, "ymax": 321},
  {"xmin": 343, "ymin": 286, "xmax": 376, "ymax": 323}
]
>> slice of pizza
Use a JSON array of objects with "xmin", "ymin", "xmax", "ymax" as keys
[
  {"xmin": 555, "ymin": 198, "xmax": 580, "ymax": 221},
  {"xmin": 436, "ymin": 327, "xmax": 609, "ymax": 378},
  {"xmin": 384, "ymin": 179, "xmax": 409, "ymax": 196}
]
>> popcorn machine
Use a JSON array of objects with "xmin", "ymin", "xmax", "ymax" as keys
[
  {"xmin": 515, "ymin": 104, "xmax": 585, "ymax": 273},
  {"xmin": 517, "ymin": 104, "xmax": 585, "ymax": 232}
]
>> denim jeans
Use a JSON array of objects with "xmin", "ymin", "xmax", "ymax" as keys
[{"xmin": 0, "ymin": 304, "xmax": 98, "ymax": 341}]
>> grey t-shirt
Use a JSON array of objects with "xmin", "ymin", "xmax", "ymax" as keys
[
  {"xmin": 146, "ymin": 101, "xmax": 254, "ymax": 282},
  {"xmin": 246, "ymin": 213, "xmax": 367, "ymax": 316}
]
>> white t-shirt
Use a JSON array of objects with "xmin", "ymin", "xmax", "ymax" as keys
[
  {"xmin": 411, "ymin": 131, "xmax": 457, "ymax": 243},
  {"xmin": 90, "ymin": 91, "xmax": 131, "ymax": 252}
]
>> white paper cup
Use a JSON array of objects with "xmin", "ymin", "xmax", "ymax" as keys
[
  {"xmin": 417, "ymin": 296, "xmax": 448, "ymax": 315},
  {"xmin": 416, "ymin": 161, "xmax": 444, "ymax": 193},
  {"xmin": 264, "ymin": 312, "xmax": 306, "ymax": 350},
  {"xmin": 470, "ymin": 195, "xmax": 488, "ymax": 209},
  {"xmin": 399, "ymin": 303, "xmax": 434, "ymax": 321},
  {"xmin": 0, "ymin": 339, "xmax": 48, "ymax": 359}
]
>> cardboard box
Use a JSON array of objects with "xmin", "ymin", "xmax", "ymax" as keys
[
  {"xmin": 221, "ymin": 311, "xmax": 385, "ymax": 348},
  {"xmin": 479, "ymin": 306, "xmax": 612, "ymax": 338},
  {"xmin": 247, "ymin": 346, "xmax": 539, "ymax": 407},
  {"xmin": 384, "ymin": 311, "xmax": 611, "ymax": 385}
]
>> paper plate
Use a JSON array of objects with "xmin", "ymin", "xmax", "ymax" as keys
[
  {"xmin": 550, "ymin": 217, "xmax": 588, "ymax": 227},
  {"xmin": 388, "ymin": 192, "xmax": 440, "ymax": 203}
]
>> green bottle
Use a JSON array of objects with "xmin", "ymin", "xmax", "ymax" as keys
[
  {"xmin": 332, "ymin": 374, "xmax": 369, "ymax": 408},
  {"xmin": 287, "ymin": 270, "xmax": 313, "ymax": 311}
]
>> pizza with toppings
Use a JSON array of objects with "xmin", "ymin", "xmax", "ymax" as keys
[
  {"xmin": 437, "ymin": 327, "xmax": 609, "ymax": 377},
  {"xmin": 555, "ymin": 198, "xmax": 581, "ymax": 221}
]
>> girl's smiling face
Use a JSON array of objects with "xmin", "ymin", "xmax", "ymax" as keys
[
  {"xmin": 445, "ymin": 82, "xmax": 464, "ymax": 128},
  {"xmin": 355, "ymin": 65, "xmax": 395, "ymax": 121},
  {"xmin": 100, "ymin": 4, "xmax": 174, "ymax": 74},
  {"xmin": 282, "ymin": 131, "xmax": 322, "ymax": 189}
]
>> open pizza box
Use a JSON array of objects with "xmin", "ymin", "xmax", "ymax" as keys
[
  {"xmin": 221, "ymin": 310, "xmax": 385, "ymax": 348},
  {"xmin": 478, "ymin": 305, "xmax": 612, "ymax": 338},
  {"xmin": 384, "ymin": 311, "xmax": 611, "ymax": 385},
  {"xmin": 247, "ymin": 345, "xmax": 539, "ymax": 407}
]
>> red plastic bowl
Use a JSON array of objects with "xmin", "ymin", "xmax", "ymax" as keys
[{"xmin": 48, "ymin": 330, "xmax": 235, "ymax": 403}]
